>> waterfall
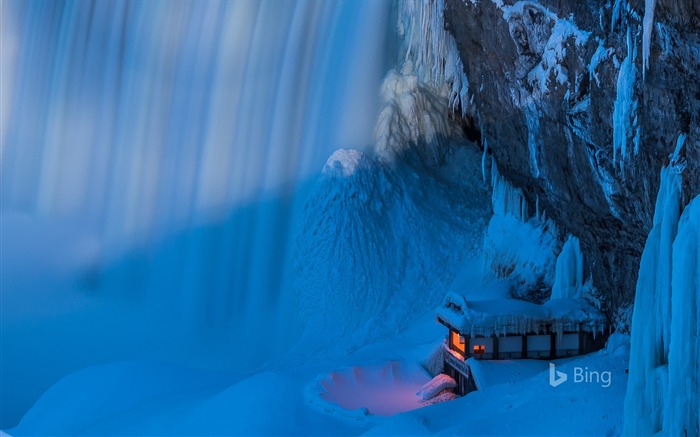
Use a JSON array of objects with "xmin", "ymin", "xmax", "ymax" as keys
[
  {"xmin": 1, "ymin": 0, "xmax": 392, "ymax": 426},
  {"xmin": 2, "ymin": 0, "xmax": 391, "ymax": 322}
]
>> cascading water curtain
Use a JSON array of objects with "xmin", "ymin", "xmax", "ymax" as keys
[{"xmin": 2, "ymin": 0, "xmax": 391, "ymax": 332}]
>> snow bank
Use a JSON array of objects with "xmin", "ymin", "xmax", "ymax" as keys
[
  {"xmin": 9, "ymin": 361, "xmax": 230, "ymax": 436},
  {"xmin": 624, "ymin": 140, "xmax": 699, "ymax": 435},
  {"xmin": 466, "ymin": 358, "xmax": 550, "ymax": 390},
  {"xmin": 377, "ymin": 348, "xmax": 630, "ymax": 436}
]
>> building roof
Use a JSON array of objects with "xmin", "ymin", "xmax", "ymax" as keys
[{"xmin": 436, "ymin": 292, "xmax": 607, "ymax": 338}]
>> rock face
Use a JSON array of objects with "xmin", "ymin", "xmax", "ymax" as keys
[{"xmin": 444, "ymin": 0, "xmax": 699, "ymax": 317}]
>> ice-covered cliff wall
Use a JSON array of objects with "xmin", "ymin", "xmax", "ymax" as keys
[{"xmin": 441, "ymin": 0, "xmax": 700, "ymax": 318}]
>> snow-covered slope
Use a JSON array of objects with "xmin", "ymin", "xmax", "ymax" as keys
[{"xmin": 294, "ymin": 143, "xmax": 490, "ymax": 351}]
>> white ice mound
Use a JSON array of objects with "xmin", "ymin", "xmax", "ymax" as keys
[
  {"xmin": 306, "ymin": 361, "xmax": 433, "ymax": 418},
  {"xmin": 374, "ymin": 67, "xmax": 458, "ymax": 166},
  {"xmin": 322, "ymin": 149, "xmax": 375, "ymax": 178}
]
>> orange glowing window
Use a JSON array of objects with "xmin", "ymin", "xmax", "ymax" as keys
[
  {"xmin": 450, "ymin": 330, "xmax": 466, "ymax": 354},
  {"xmin": 473, "ymin": 345, "xmax": 486, "ymax": 354}
]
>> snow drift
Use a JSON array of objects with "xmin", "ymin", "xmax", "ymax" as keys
[{"xmin": 294, "ymin": 144, "xmax": 489, "ymax": 350}]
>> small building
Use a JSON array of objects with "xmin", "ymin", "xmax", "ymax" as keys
[{"xmin": 436, "ymin": 292, "xmax": 608, "ymax": 395}]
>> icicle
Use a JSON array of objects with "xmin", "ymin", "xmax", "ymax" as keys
[
  {"xmin": 623, "ymin": 146, "xmax": 685, "ymax": 435},
  {"xmin": 490, "ymin": 158, "xmax": 529, "ymax": 221},
  {"xmin": 642, "ymin": 0, "xmax": 656, "ymax": 78},
  {"xmin": 551, "ymin": 235, "xmax": 585, "ymax": 299},
  {"xmin": 672, "ymin": 133, "xmax": 686, "ymax": 162},
  {"xmin": 612, "ymin": 27, "xmax": 638, "ymax": 172},
  {"xmin": 481, "ymin": 139, "xmax": 489, "ymax": 184}
]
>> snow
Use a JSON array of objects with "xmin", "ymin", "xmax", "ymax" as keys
[
  {"xmin": 550, "ymin": 235, "xmax": 584, "ymax": 300},
  {"xmin": 642, "ymin": 0, "xmax": 656, "ymax": 77},
  {"xmin": 467, "ymin": 358, "xmax": 551, "ymax": 389},
  {"xmin": 500, "ymin": 2, "xmax": 589, "ymax": 99},
  {"xmin": 294, "ymin": 141, "xmax": 490, "ymax": 352},
  {"xmin": 323, "ymin": 149, "xmax": 375, "ymax": 178},
  {"xmin": 438, "ymin": 294, "xmax": 605, "ymax": 338},
  {"xmin": 416, "ymin": 374, "xmax": 456, "ymax": 400},
  {"xmin": 623, "ymin": 145, "xmax": 699, "ymax": 435},
  {"xmin": 8, "ymin": 312, "xmax": 629, "ymax": 437},
  {"xmin": 525, "ymin": 18, "xmax": 591, "ymax": 96},
  {"xmin": 612, "ymin": 28, "xmax": 639, "ymax": 171},
  {"xmin": 372, "ymin": 348, "xmax": 630, "ymax": 436},
  {"xmin": 589, "ymin": 40, "xmax": 613, "ymax": 87}
]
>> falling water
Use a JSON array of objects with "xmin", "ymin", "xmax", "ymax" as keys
[
  {"xmin": 1, "ymin": 0, "xmax": 393, "ymax": 426},
  {"xmin": 2, "ymin": 0, "xmax": 391, "ymax": 322}
]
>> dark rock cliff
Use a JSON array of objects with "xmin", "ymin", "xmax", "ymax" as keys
[{"xmin": 444, "ymin": 0, "xmax": 699, "ymax": 319}]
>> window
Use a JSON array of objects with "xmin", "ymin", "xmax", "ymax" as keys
[
  {"xmin": 450, "ymin": 330, "xmax": 466, "ymax": 355},
  {"xmin": 473, "ymin": 344, "xmax": 485, "ymax": 355}
]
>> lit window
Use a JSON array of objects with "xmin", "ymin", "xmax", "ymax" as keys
[
  {"xmin": 473, "ymin": 345, "xmax": 485, "ymax": 354},
  {"xmin": 450, "ymin": 330, "xmax": 466, "ymax": 355}
]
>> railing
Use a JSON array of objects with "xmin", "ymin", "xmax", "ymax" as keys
[{"xmin": 443, "ymin": 345, "xmax": 471, "ymax": 378}]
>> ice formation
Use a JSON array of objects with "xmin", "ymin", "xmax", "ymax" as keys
[
  {"xmin": 483, "ymin": 159, "xmax": 557, "ymax": 291},
  {"xmin": 612, "ymin": 28, "xmax": 639, "ymax": 171},
  {"xmin": 374, "ymin": 0, "xmax": 475, "ymax": 167},
  {"xmin": 525, "ymin": 102, "xmax": 541, "ymax": 178},
  {"xmin": 642, "ymin": 0, "xmax": 656, "ymax": 77},
  {"xmin": 374, "ymin": 66, "xmax": 457, "ymax": 166},
  {"xmin": 624, "ymin": 136, "xmax": 699, "ymax": 436},
  {"xmin": 397, "ymin": 0, "xmax": 469, "ymax": 116},
  {"xmin": 551, "ymin": 235, "xmax": 584, "ymax": 300},
  {"xmin": 664, "ymin": 197, "xmax": 700, "ymax": 435}
]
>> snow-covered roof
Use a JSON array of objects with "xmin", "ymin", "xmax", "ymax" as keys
[{"xmin": 436, "ymin": 292, "xmax": 607, "ymax": 338}]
